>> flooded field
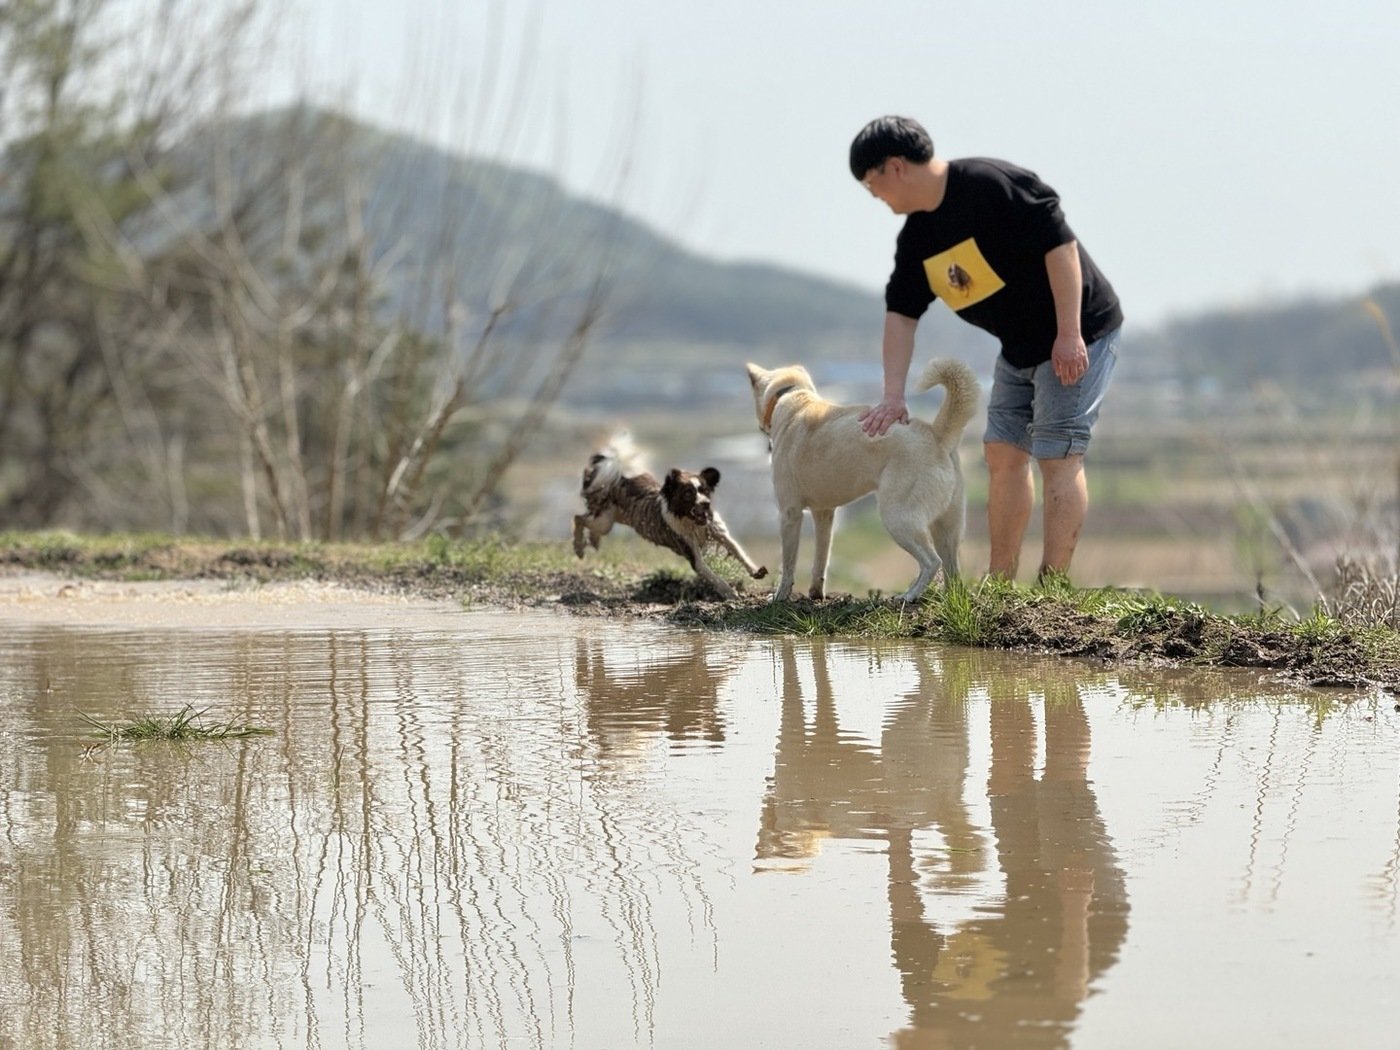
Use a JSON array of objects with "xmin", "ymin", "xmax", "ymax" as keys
[{"xmin": 1, "ymin": 576, "xmax": 1397, "ymax": 1049}]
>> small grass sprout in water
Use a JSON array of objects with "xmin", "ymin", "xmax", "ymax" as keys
[{"xmin": 80, "ymin": 705, "xmax": 273, "ymax": 744}]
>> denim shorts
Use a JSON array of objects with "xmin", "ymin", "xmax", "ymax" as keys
[{"xmin": 983, "ymin": 327, "xmax": 1120, "ymax": 458}]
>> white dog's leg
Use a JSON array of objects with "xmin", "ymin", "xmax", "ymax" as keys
[
  {"xmin": 709, "ymin": 513, "xmax": 768, "ymax": 579},
  {"xmin": 930, "ymin": 502, "xmax": 963, "ymax": 583},
  {"xmin": 772, "ymin": 505, "xmax": 804, "ymax": 601},
  {"xmin": 898, "ymin": 560, "xmax": 940, "ymax": 604},
  {"xmin": 808, "ymin": 507, "xmax": 835, "ymax": 599},
  {"xmin": 883, "ymin": 502, "xmax": 942, "ymax": 603}
]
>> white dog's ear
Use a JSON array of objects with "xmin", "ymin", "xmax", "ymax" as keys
[{"xmin": 745, "ymin": 363, "xmax": 765, "ymax": 388}]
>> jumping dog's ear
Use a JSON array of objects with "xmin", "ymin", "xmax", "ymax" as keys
[
  {"xmin": 700, "ymin": 467, "xmax": 721, "ymax": 490},
  {"xmin": 661, "ymin": 468, "xmax": 682, "ymax": 497}
]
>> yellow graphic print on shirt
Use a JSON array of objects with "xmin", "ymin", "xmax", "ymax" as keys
[{"xmin": 922, "ymin": 238, "xmax": 1006, "ymax": 310}]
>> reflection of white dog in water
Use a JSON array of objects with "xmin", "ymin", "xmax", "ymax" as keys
[{"xmin": 571, "ymin": 432, "xmax": 768, "ymax": 600}]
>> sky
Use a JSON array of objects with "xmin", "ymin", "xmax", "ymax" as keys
[{"xmin": 279, "ymin": 0, "xmax": 1400, "ymax": 329}]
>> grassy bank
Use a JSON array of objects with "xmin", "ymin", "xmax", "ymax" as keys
[{"xmin": 3, "ymin": 530, "xmax": 1398, "ymax": 691}]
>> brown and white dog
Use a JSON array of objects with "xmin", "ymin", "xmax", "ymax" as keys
[
  {"xmin": 572, "ymin": 434, "xmax": 767, "ymax": 600},
  {"xmin": 745, "ymin": 358, "xmax": 979, "ymax": 604}
]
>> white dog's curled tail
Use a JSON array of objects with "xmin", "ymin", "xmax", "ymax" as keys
[{"xmin": 914, "ymin": 358, "xmax": 980, "ymax": 447}]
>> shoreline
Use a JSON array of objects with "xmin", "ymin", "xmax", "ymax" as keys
[
  {"xmin": 0, "ymin": 571, "xmax": 473, "ymax": 630},
  {"xmin": 2, "ymin": 535, "xmax": 1398, "ymax": 692}
]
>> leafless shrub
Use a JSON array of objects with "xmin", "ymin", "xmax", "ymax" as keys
[
  {"xmin": 3, "ymin": 2, "xmax": 627, "ymax": 539},
  {"xmin": 102, "ymin": 107, "xmax": 622, "ymax": 542},
  {"xmin": 0, "ymin": 0, "xmax": 279, "ymax": 530}
]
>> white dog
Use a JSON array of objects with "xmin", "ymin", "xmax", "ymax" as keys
[{"xmin": 745, "ymin": 358, "xmax": 979, "ymax": 603}]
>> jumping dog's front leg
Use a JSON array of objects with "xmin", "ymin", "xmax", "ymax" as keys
[
  {"xmin": 685, "ymin": 542, "xmax": 739, "ymax": 601},
  {"xmin": 708, "ymin": 513, "xmax": 767, "ymax": 579}
]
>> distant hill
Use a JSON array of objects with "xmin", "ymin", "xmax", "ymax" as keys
[
  {"xmin": 176, "ymin": 108, "xmax": 995, "ymax": 410},
  {"xmin": 189, "ymin": 108, "xmax": 1397, "ymax": 413},
  {"xmin": 1122, "ymin": 284, "xmax": 1400, "ymax": 408}
]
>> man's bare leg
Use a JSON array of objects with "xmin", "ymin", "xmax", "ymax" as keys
[
  {"xmin": 985, "ymin": 441, "xmax": 1034, "ymax": 579},
  {"xmin": 1038, "ymin": 453, "xmax": 1087, "ymax": 577}
]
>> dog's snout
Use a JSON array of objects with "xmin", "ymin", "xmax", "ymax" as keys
[{"xmin": 666, "ymin": 478, "xmax": 714, "ymax": 523}]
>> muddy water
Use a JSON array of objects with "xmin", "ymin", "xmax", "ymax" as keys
[{"xmin": 0, "ymin": 580, "xmax": 1397, "ymax": 1049}]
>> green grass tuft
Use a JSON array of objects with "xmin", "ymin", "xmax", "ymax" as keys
[
  {"xmin": 934, "ymin": 578, "xmax": 999, "ymax": 647},
  {"xmin": 80, "ymin": 705, "xmax": 273, "ymax": 743}
]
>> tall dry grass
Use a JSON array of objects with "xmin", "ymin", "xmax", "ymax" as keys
[{"xmin": 1319, "ymin": 297, "xmax": 1400, "ymax": 627}]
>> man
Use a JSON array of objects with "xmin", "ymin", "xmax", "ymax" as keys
[{"xmin": 851, "ymin": 115, "xmax": 1122, "ymax": 582}]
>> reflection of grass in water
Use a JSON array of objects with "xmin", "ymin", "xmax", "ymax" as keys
[{"xmin": 80, "ymin": 705, "xmax": 273, "ymax": 743}]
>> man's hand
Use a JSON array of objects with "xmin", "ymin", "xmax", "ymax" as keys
[
  {"xmin": 1050, "ymin": 332, "xmax": 1089, "ymax": 386},
  {"xmin": 1044, "ymin": 242, "xmax": 1087, "ymax": 386},
  {"xmin": 858, "ymin": 397, "xmax": 909, "ymax": 436}
]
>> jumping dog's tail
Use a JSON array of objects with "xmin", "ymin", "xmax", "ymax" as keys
[{"xmin": 581, "ymin": 431, "xmax": 646, "ymax": 495}]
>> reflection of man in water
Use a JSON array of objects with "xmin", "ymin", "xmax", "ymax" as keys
[
  {"xmin": 756, "ymin": 640, "xmax": 1129, "ymax": 1049},
  {"xmin": 894, "ymin": 675, "xmax": 1129, "ymax": 1048}
]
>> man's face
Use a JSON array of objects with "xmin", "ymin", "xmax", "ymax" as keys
[{"xmin": 861, "ymin": 158, "xmax": 906, "ymax": 213}]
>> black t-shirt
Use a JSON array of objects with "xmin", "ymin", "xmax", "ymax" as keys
[{"xmin": 884, "ymin": 157, "xmax": 1123, "ymax": 368}]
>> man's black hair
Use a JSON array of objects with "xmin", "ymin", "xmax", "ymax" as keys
[{"xmin": 849, "ymin": 116, "xmax": 934, "ymax": 180}]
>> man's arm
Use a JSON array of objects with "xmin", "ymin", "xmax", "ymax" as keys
[
  {"xmin": 859, "ymin": 311, "xmax": 919, "ymax": 436},
  {"xmin": 1045, "ymin": 240, "xmax": 1088, "ymax": 386}
]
